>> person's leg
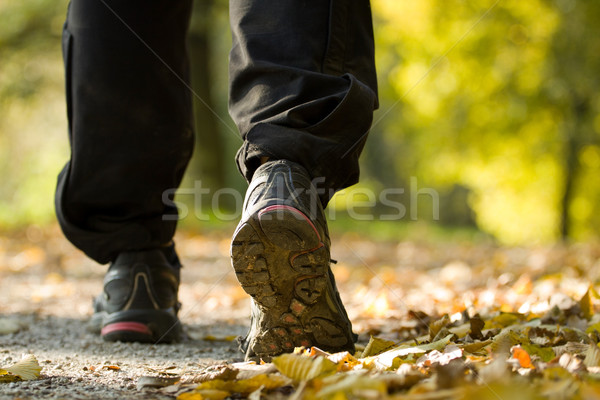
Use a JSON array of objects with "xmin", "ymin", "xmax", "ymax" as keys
[
  {"xmin": 229, "ymin": 0, "xmax": 378, "ymax": 360},
  {"xmin": 229, "ymin": 0, "xmax": 378, "ymax": 205},
  {"xmin": 56, "ymin": 0, "xmax": 194, "ymax": 342},
  {"xmin": 56, "ymin": 0, "xmax": 194, "ymax": 265}
]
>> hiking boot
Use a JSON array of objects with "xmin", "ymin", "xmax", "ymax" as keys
[
  {"xmin": 90, "ymin": 244, "xmax": 182, "ymax": 343},
  {"xmin": 231, "ymin": 159, "xmax": 356, "ymax": 361}
]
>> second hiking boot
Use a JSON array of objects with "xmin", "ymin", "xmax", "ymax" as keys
[{"xmin": 90, "ymin": 245, "xmax": 182, "ymax": 343}]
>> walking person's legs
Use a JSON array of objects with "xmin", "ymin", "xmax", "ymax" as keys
[{"xmin": 55, "ymin": 0, "xmax": 378, "ymax": 355}]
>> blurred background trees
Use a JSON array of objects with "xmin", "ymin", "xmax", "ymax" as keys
[{"xmin": 0, "ymin": 0, "xmax": 598, "ymax": 244}]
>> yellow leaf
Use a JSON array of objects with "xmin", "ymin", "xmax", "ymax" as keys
[
  {"xmin": 542, "ymin": 366, "xmax": 572, "ymax": 381},
  {"xmin": 327, "ymin": 351, "xmax": 360, "ymax": 371},
  {"xmin": 580, "ymin": 287, "xmax": 593, "ymax": 320},
  {"xmin": 373, "ymin": 334, "xmax": 454, "ymax": 369},
  {"xmin": 585, "ymin": 343, "xmax": 600, "ymax": 367},
  {"xmin": 521, "ymin": 344, "xmax": 555, "ymax": 362},
  {"xmin": 317, "ymin": 372, "xmax": 387, "ymax": 398},
  {"xmin": 449, "ymin": 322, "xmax": 471, "ymax": 339},
  {"xmin": 490, "ymin": 329, "xmax": 525, "ymax": 354},
  {"xmin": 360, "ymin": 336, "xmax": 396, "ymax": 358},
  {"xmin": 178, "ymin": 390, "xmax": 229, "ymax": 400},
  {"xmin": 202, "ymin": 335, "xmax": 237, "ymax": 342},
  {"xmin": 462, "ymin": 382, "xmax": 544, "ymax": 400},
  {"xmin": 189, "ymin": 374, "xmax": 289, "ymax": 395},
  {"xmin": 484, "ymin": 312, "xmax": 524, "ymax": 330},
  {"xmin": 0, "ymin": 355, "xmax": 41, "ymax": 382},
  {"xmin": 0, "ymin": 370, "xmax": 21, "ymax": 383},
  {"xmin": 462, "ymin": 340, "xmax": 492, "ymax": 354},
  {"xmin": 273, "ymin": 353, "xmax": 337, "ymax": 382},
  {"xmin": 587, "ymin": 321, "xmax": 600, "ymax": 334}
]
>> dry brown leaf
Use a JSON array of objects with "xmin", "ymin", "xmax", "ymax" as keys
[{"xmin": 188, "ymin": 365, "xmax": 238, "ymax": 383}]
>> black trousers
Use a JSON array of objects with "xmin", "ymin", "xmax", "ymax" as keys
[{"xmin": 55, "ymin": 0, "xmax": 378, "ymax": 264}]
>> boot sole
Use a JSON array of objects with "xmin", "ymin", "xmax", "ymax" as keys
[{"xmin": 231, "ymin": 205, "xmax": 354, "ymax": 360}]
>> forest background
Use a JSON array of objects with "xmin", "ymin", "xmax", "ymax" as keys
[{"xmin": 1, "ymin": 0, "xmax": 599, "ymax": 245}]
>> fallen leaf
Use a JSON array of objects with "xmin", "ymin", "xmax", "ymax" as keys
[
  {"xmin": 137, "ymin": 376, "xmax": 180, "ymax": 390},
  {"xmin": 521, "ymin": 343, "xmax": 555, "ymax": 362},
  {"xmin": 462, "ymin": 340, "xmax": 492, "ymax": 354},
  {"xmin": 272, "ymin": 354, "xmax": 337, "ymax": 382},
  {"xmin": 144, "ymin": 366, "xmax": 182, "ymax": 376},
  {"xmin": 477, "ymin": 357, "xmax": 510, "ymax": 383},
  {"xmin": 202, "ymin": 335, "xmax": 237, "ymax": 342},
  {"xmin": 485, "ymin": 312, "xmax": 525, "ymax": 330},
  {"xmin": 179, "ymin": 374, "xmax": 290, "ymax": 399},
  {"xmin": 469, "ymin": 314, "xmax": 485, "ymax": 339},
  {"xmin": 417, "ymin": 345, "xmax": 463, "ymax": 367},
  {"xmin": 190, "ymin": 364, "xmax": 238, "ymax": 383},
  {"xmin": 0, "ymin": 355, "xmax": 41, "ymax": 382},
  {"xmin": 178, "ymin": 389, "xmax": 229, "ymax": 400},
  {"xmin": 490, "ymin": 329, "xmax": 525, "ymax": 354},
  {"xmin": 435, "ymin": 358, "xmax": 467, "ymax": 389},
  {"xmin": 585, "ymin": 344, "xmax": 600, "ymax": 367},
  {"xmin": 317, "ymin": 371, "xmax": 387, "ymax": 398},
  {"xmin": 361, "ymin": 336, "xmax": 396, "ymax": 358},
  {"xmin": 373, "ymin": 334, "xmax": 454, "ymax": 369},
  {"xmin": 247, "ymin": 385, "xmax": 264, "ymax": 400},
  {"xmin": 511, "ymin": 346, "xmax": 534, "ymax": 369},
  {"xmin": 429, "ymin": 315, "xmax": 450, "ymax": 340},
  {"xmin": 559, "ymin": 353, "xmax": 586, "ymax": 374},
  {"xmin": 232, "ymin": 362, "xmax": 278, "ymax": 380}
]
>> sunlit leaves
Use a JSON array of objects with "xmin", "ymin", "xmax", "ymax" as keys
[{"xmin": 176, "ymin": 285, "xmax": 600, "ymax": 399}]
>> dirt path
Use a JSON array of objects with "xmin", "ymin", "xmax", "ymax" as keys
[
  {"xmin": 0, "ymin": 315, "xmax": 245, "ymax": 399},
  {"xmin": 1, "ymin": 226, "xmax": 599, "ymax": 398},
  {"xmin": 0, "ymin": 227, "xmax": 251, "ymax": 399}
]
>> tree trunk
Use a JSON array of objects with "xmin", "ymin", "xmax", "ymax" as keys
[
  {"xmin": 559, "ymin": 96, "xmax": 588, "ymax": 240},
  {"xmin": 187, "ymin": 0, "xmax": 226, "ymax": 192},
  {"xmin": 560, "ymin": 132, "xmax": 576, "ymax": 239}
]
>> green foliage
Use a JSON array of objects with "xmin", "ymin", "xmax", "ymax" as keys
[
  {"xmin": 369, "ymin": 0, "xmax": 600, "ymax": 243},
  {"xmin": 0, "ymin": 0, "xmax": 69, "ymax": 227}
]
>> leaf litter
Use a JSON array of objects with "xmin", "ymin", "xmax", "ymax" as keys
[
  {"xmin": 171, "ymin": 286, "xmax": 600, "ymax": 399},
  {"xmin": 4, "ymin": 230, "xmax": 600, "ymax": 398}
]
